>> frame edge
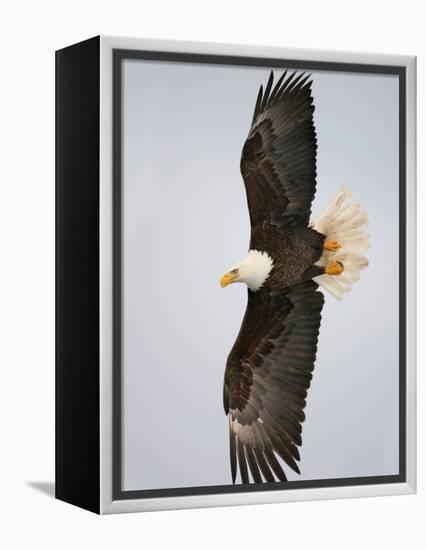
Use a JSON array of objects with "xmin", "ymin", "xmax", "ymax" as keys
[{"xmin": 55, "ymin": 35, "xmax": 101, "ymax": 514}]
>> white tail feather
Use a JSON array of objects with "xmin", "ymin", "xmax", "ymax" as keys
[{"xmin": 312, "ymin": 188, "xmax": 369, "ymax": 300}]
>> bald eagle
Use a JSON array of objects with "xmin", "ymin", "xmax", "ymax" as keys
[{"xmin": 220, "ymin": 71, "xmax": 369, "ymax": 484}]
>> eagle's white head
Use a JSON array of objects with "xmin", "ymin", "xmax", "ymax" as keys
[{"xmin": 220, "ymin": 249, "xmax": 274, "ymax": 292}]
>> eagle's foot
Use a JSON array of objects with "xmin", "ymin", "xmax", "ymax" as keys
[
  {"xmin": 325, "ymin": 260, "xmax": 344, "ymax": 276},
  {"xmin": 323, "ymin": 240, "xmax": 341, "ymax": 252}
]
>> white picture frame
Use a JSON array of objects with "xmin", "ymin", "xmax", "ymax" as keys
[{"xmin": 56, "ymin": 35, "xmax": 416, "ymax": 514}]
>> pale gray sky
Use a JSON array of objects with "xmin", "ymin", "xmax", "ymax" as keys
[{"xmin": 121, "ymin": 59, "xmax": 399, "ymax": 491}]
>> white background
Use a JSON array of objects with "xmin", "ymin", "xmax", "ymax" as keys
[{"xmin": 0, "ymin": 1, "xmax": 423, "ymax": 548}]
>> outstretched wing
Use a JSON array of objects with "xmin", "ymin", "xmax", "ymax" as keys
[
  {"xmin": 223, "ymin": 281, "xmax": 324, "ymax": 483},
  {"xmin": 241, "ymin": 71, "xmax": 317, "ymax": 250}
]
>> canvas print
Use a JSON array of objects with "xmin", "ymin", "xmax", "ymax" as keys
[{"xmin": 119, "ymin": 59, "xmax": 400, "ymax": 492}]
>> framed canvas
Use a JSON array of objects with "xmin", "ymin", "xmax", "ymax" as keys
[{"xmin": 55, "ymin": 35, "xmax": 416, "ymax": 514}]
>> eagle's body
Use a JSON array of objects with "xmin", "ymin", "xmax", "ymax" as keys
[
  {"xmin": 260, "ymin": 226, "xmax": 325, "ymax": 289},
  {"xmin": 220, "ymin": 71, "xmax": 369, "ymax": 484}
]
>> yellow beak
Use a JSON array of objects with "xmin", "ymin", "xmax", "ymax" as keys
[{"xmin": 220, "ymin": 271, "xmax": 238, "ymax": 288}]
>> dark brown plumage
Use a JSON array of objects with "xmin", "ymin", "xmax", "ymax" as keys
[{"xmin": 223, "ymin": 70, "xmax": 326, "ymax": 484}]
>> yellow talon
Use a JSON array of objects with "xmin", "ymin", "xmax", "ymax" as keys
[
  {"xmin": 324, "ymin": 240, "xmax": 341, "ymax": 252},
  {"xmin": 325, "ymin": 260, "xmax": 344, "ymax": 276}
]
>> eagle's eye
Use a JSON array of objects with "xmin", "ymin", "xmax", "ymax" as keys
[{"xmin": 230, "ymin": 268, "xmax": 239, "ymax": 275}]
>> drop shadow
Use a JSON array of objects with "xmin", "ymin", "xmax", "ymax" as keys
[{"xmin": 27, "ymin": 481, "xmax": 55, "ymax": 498}]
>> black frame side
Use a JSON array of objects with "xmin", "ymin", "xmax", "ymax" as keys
[
  {"xmin": 55, "ymin": 36, "xmax": 100, "ymax": 514},
  {"xmin": 113, "ymin": 49, "xmax": 407, "ymax": 501}
]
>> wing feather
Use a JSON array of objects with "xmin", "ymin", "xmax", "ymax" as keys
[
  {"xmin": 264, "ymin": 447, "xmax": 288, "ymax": 482},
  {"xmin": 237, "ymin": 440, "xmax": 249, "ymax": 484},
  {"xmin": 229, "ymin": 417, "xmax": 237, "ymax": 483},
  {"xmin": 245, "ymin": 445, "xmax": 263, "ymax": 483}
]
